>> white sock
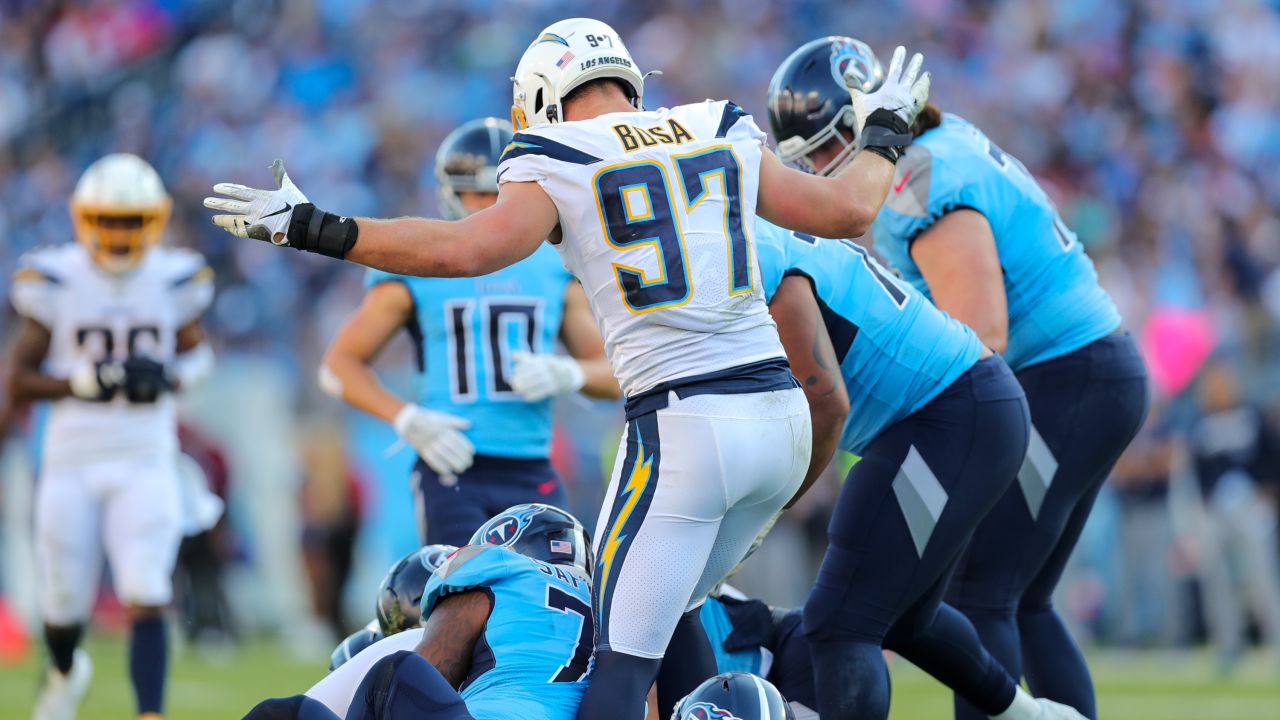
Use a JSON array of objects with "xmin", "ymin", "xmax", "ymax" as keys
[{"xmin": 991, "ymin": 686, "xmax": 1040, "ymax": 720}]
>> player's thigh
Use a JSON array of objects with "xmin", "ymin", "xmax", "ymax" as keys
[
  {"xmin": 102, "ymin": 456, "xmax": 183, "ymax": 607},
  {"xmin": 685, "ymin": 391, "xmax": 811, "ymax": 606},
  {"xmin": 308, "ymin": 629, "xmax": 424, "ymax": 718},
  {"xmin": 412, "ymin": 459, "xmax": 490, "ymax": 546},
  {"xmin": 593, "ymin": 409, "xmax": 730, "ymax": 658},
  {"xmin": 36, "ymin": 466, "xmax": 102, "ymax": 624}
]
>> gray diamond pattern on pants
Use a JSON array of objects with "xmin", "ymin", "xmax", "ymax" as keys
[
  {"xmin": 1017, "ymin": 424, "xmax": 1058, "ymax": 520},
  {"xmin": 891, "ymin": 446, "xmax": 949, "ymax": 557}
]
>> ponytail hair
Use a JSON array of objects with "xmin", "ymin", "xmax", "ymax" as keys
[{"xmin": 911, "ymin": 102, "xmax": 942, "ymax": 138}]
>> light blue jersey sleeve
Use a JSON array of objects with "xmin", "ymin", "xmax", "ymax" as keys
[{"xmin": 871, "ymin": 114, "xmax": 1121, "ymax": 371}]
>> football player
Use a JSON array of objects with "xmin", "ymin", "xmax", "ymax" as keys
[
  {"xmin": 755, "ymin": 216, "xmax": 1082, "ymax": 720},
  {"xmin": 329, "ymin": 544, "xmax": 456, "ymax": 672},
  {"xmin": 244, "ymin": 504, "xmax": 592, "ymax": 720},
  {"xmin": 769, "ymin": 37, "xmax": 1149, "ymax": 720},
  {"xmin": 7, "ymin": 153, "xmax": 215, "ymax": 720},
  {"xmin": 319, "ymin": 118, "xmax": 620, "ymax": 546},
  {"xmin": 204, "ymin": 17, "xmax": 930, "ymax": 719}
]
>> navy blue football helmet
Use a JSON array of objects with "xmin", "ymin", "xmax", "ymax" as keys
[
  {"xmin": 767, "ymin": 37, "xmax": 884, "ymax": 176},
  {"xmin": 434, "ymin": 117, "xmax": 513, "ymax": 219},
  {"xmin": 329, "ymin": 621, "xmax": 383, "ymax": 671},
  {"xmin": 375, "ymin": 544, "xmax": 457, "ymax": 636},
  {"xmin": 672, "ymin": 672, "xmax": 795, "ymax": 720},
  {"xmin": 469, "ymin": 503, "xmax": 592, "ymax": 576}
]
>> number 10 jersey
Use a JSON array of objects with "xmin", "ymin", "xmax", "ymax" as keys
[{"xmin": 497, "ymin": 100, "xmax": 785, "ymax": 397}]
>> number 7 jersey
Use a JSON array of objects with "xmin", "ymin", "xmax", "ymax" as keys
[{"xmin": 497, "ymin": 100, "xmax": 785, "ymax": 396}]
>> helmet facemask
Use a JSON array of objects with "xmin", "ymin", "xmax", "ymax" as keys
[
  {"xmin": 72, "ymin": 202, "xmax": 171, "ymax": 273},
  {"xmin": 776, "ymin": 105, "xmax": 859, "ymax": 177}
]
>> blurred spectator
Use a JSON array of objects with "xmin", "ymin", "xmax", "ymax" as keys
[
  {"xmin": 1181, "ymin": 356, "xmax": 1280, "ymax": 669},
  {"xmin": 299, "ymin": 423, "xmax": 364, "ymax": 642}
]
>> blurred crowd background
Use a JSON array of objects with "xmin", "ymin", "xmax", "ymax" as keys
[{"xmin": 2, "ymin": 0, "xmax": 1279, "ymax": 669}]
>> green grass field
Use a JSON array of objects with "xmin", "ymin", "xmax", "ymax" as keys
[{"xmin": 2, "ymin": 635, "xmax": 1277, "ymax": 719}]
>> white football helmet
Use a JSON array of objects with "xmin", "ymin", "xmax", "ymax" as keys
[
  {"xmin": 70, "ymin": 153, "xmax": 171, "ymax": 273},
  {"xmin": 511, "ymin": 18, "xmax": 647, "ymax": 130}
]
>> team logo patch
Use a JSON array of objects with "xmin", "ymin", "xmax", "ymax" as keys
[
  {"xmin": 830, "ymin": 40, "xmax": 875, "ymax": 92},
  {"xmin": 682, "ymin": 702, "xmax": 742, "ymax": 720},
  {"xmin": 482, "ymin": 505, "xmax": 546, "ymax": 546}
]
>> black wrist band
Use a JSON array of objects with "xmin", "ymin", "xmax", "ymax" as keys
[
  {"xmin": 286, "ymin": 203, "xmax": 359, "ymax": 259},
  {"xmin": 860, "ymin": 108, "xmax": 913, "ymax": 164}
]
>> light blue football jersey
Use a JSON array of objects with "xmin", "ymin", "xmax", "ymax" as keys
[
  {"xmin": 755, "ymin": 220, "xmax": 983, "ymax": 455},
  {"xmin": 871, "ymin": 113, "xmax": 1121, "ymax": 371},
  {"xmin": 421, "ymin": 544, "xmax": 592, "ymax": 720},
  {"xmin": 366, "ymin": 243, "xmax": 572, "ymax": 458},
  {"xmin": 700, "ymin": 596, "xmax": 763, "ymax": 675}
]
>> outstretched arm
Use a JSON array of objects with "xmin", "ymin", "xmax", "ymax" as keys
[
  {"xmin": 206, "ymin": 161, "xmax": 557, "ymax": 278},
  {"xmin": 414, "ymin": 590, "xmax": 494, "ymax": 689},
  {"xmin": 769, "ymin": 276, "xmax": 850, "ymax": 507}
]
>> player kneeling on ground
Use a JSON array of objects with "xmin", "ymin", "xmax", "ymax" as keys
[
  {"xmin": 8, "ymin": 153, "xmax": 215, "ymax": 720},
  {"xmin": 329, "ymin": 544, "xmax": 456, "ymax": 672},
  {"xmin": 244, "ymin": 504, "xmax": 592, "ymax": 720}
]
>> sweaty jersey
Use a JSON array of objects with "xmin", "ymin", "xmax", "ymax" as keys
[
  {"xmin": 755, "ymin": 220, "xmax": 982, "ymax": 454},
  {"xmin": 422, "ymin": 544, "xmax": 592, "ymax": 720},
  {"xmin": 871, "ymin": 114, "xmax": 1120, "ymax": 371},
  {"xmin": 366, "ymin": 243, "xmax": 571, "ymax": 458},
  {"xmin": 497, "ymin": 100, "xmax": 785, "ymax": 396},
  {"xmin": 9, "ymin": 244, "xmax": 213, "ymax": 468}
]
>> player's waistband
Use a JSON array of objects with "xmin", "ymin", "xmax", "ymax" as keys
[{"xmin": 623, "ymin": 357, "xmax": 799, "ymax": 420}]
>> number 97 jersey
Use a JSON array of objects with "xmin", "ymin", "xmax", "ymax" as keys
[{"xmin": 497, "ymin": 100, "xmax": 785, "ymax": 397}]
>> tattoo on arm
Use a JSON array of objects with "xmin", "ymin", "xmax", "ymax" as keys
[
  {"xmin": 805, "ymin": 312, "xmax": 839, "ymax": 396},
  {"xmin": 414, "ymin": 590, "xmax": 494, "ymax": 688}
]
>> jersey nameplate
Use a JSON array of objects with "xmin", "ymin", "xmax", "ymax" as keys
[{"xmin": 613, "ymin": 120, "xmax": 695, "ymax": 153}]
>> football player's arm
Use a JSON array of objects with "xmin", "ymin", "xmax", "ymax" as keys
[
  {"xmin": 756, "ymin": 148, "xmax": 894, "ymax": 240},
  {"xmin": 413, "ymin": 590, "xmax": 494, "ymax": 689},
  {"xmin": 768, "ymin": 276, "xmax": 849, "ymax": 508},
  {"xmin": 7, "ymin": 317, "xmax": 72, "ymax": 402},
  {"xmin": 319, "ymin": 282, "xmax": 416, "ymax": 424},
  {"xmin": 560, "ymin": 281, "xmax": 621, "ymax": 400},
  {"xmin": 909, "ymin": 209, "xmax": 1008, "ymax": 352},
  {"xmin": 169, "ymin": 320, "xmax": 214, "ymax": 391}
]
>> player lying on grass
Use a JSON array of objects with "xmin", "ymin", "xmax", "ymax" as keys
[
  {"xmin": 328, "ymin": 545, "xmax": 456, "ymax": 672},
  {"xmin": 243, "ymin": 504, "xmax": 592, "ymax": 720}
]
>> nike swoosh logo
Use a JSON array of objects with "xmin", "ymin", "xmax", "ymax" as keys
[
  {"xmin": 261, "ymin": 202, "xmax": 292, "ymax": 219},
  {"xmin": 893, "ymin": 170, "xmax": 913, "ymax": 193},
  {"xmin": 497, "ymin": 168, "xmax": 509, "ymax": 183}
]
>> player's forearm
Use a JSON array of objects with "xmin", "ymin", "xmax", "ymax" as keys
[
  {"xmin": 824, "ymin": 151, "xmax": 895, "ymax": 238},
  {"xmin": 787, "ymin": 401, "xmax": 846, "ymax": 509},
  {"xmin": 346, "ymin": 217, "xmax": 491, "ymax": 278},
  {"xmin": 577, "ymin": 358, "xmax": 621, "ymax": 400},
  {"xmin": 319, "ymin": 354, "xmax": 406, "ymax": 424},
  {"xmin": 8, "ymin": 368, "xmax": 73, "ymax": 402}
]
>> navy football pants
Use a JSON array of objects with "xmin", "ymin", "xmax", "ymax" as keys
[
  {"xmin": 948, "ymin": 333, "xmax": 1148, "ymax": 720},
  {"xmin": 803, "ymin": 356, "xmax": 1030, "ymax": 720},
  {"xmin": 414, "ymin": 455, "xmax": 567, "ymax": 546}
]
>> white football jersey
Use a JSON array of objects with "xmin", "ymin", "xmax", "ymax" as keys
[
  {"xmin": 9, "ymin": 244, "xmax": 214, "ymax": 468},
  {"xmin": 498, "ymin": 100, "xmax": 785, "ymax": 396}
]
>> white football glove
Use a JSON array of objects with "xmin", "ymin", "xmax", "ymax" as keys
[
  {"xmin": 509, "ymin": 352, "xmax": 586, "ymax": 402},
  {"xmin": 847, "ymin": 45, "xmax": 930, "ymax": 133},
  {"xmin": 69, "ymin": 361, "xmax": 124, "ymax": 401},
  {"xmin": 393, "ymin": 405, "xmax": 476, "ymax": 476},
  {"xmin": 204, "ymin": 159, "xmax": 309, "ymax": 244}
]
